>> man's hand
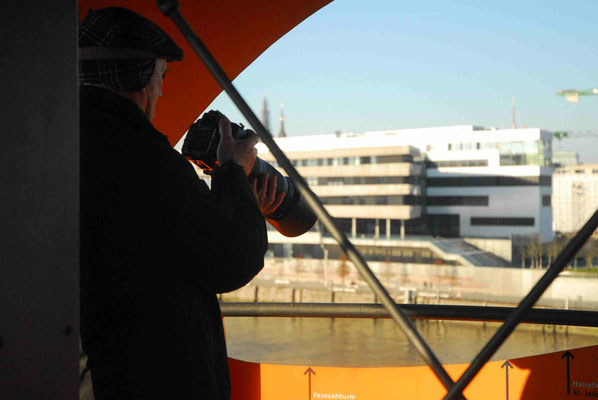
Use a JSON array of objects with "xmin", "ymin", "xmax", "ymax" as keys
[
  {"xmin": 252, "ymin": 174, "xmax": 286, "ymax": 215},
  {"xmin": 217, "ymin": 116, "xmax": 258, "ymax": 175}
]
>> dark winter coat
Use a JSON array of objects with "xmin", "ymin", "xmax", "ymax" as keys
[{"xmin": 79, "ymin": 85, "xmax": 267, "ymax": 399}]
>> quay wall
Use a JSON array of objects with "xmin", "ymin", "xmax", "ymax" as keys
[{"xmin": 221, "ymin": 258, "xmax": 598, "ymax": 310}]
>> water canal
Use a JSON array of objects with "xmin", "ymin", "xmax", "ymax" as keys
[{"xmin": 224, "ymin": 317, "xmax": 598, "ymax": 367}]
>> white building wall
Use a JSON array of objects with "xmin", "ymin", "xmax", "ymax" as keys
[
  {"xmin": 426, "ymin": 165, "xmax": 553, "ymax": 241},
  {"xmin": 553, "ymin": 165, "xmax": 598, "ymax": 233},
  {"xmin": 257, "ymin": 125, "xmax": 554, "ymax": 240}
]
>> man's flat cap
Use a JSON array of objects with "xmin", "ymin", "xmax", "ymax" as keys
[
  {"xmin": 79, "ymin": 7, "xmax": 183, "ymax": 62},
  {"xmin": 79, "ymin": 7, "xmax": 183, "ymax": 91}
]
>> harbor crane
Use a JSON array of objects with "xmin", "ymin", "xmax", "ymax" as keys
[{"xmin": 557, "ymin": 87, "xmax": 598, "ymax": 103}]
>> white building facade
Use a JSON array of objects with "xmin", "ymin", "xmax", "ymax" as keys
[
  {"xmin": 553, "ymin": 164, "xmax": 598, "ymax": 234},
  {"xmin": 258, "ymin": 125, "xmax": 554, "ymax": 242}
]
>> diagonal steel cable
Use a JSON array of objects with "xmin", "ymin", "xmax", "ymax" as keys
[
  {"xmin": 157, "ymin": 0, "xmax": 461, "ymax": 393},
  {"xmin": 444, "ymin": 209, "xmax": 598, "ymax": 400}
]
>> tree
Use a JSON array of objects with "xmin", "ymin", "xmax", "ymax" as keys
[
  {"xmin": 528, "ymin": 236, "xmax": 543, "ymax": 268},
  {"xmin": 337, "ymin": 254, "xmax": 350, "ymax": 285},
  {"xmin": 528, "ymin": 237, "xmax": 538, "ymax": 268},
  {"xmin": 546, "ymin": 239, "xmax": 560, "ymax": 267},
  {"xmin": 519, "ymin": 239, "xmax": 530, "ymax": 268},
  {"xmin": 536, "ymin": 237, "xmax": 544, "ymax": 268},
  {"xmin": 582, "ymin": 239, "xmax": 598, "ymax": 272}
]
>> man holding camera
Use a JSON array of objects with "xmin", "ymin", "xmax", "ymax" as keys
[{"xmin": 79, "ymin": 7, "xmax": 281, "ymax": 399}]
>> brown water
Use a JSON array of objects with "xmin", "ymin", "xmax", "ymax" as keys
[{"xmin": 224, "ymin": 317, "xmax": 598, "ymax": 367}]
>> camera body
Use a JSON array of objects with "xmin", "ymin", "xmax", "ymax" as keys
[{"xmin": 182, "ymin": 110, "xmax": 317, "ymax": 236}]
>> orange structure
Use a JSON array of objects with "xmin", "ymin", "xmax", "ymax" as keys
[
  {"xmin": 79, "ymin": 0, "xmax": 332, "ymax": 145},
  {"xmin": 229, "ymin": 345, "xmax": 598, "ymax": 399}
]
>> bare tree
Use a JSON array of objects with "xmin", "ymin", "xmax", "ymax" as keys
[
  {"xmin": 519, "ymin": 238, "xmax": 530, "ymax": 268},
  {"xmin": 546, "ymin": 239, "xmax": 559, "ymax": 267},
  {"xmin": 582, "ymin": 239, "xmax": 598, "ymax": 272},
  {"xmin": 528, "ymin": 237, "xmax": 540, "ymax": 268},
  {"xmin": 536, "ymin": 237, "xmax": 544, "ymax": 268}
]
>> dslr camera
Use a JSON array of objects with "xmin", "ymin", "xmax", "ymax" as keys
[{"xmin": 182, "ymin": 110, "xmax": 317, "ymax": 237}]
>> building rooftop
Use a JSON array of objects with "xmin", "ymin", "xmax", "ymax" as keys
[{"xmin": 257, "ymin": 125, "xmax": 552, "ymax": 153}]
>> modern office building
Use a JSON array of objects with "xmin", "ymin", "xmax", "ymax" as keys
[
  {"xmin": 553, "ymin": 164, "xmax": 598, "ymax": 234},
  {"xmin": 258, "ymin": 125, "xmax": 554, "ymax": 253}
]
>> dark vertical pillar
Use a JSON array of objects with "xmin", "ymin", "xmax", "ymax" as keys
[{"xmin": 0, "ymin": 2, "xmax": 79, "ymax": 399}]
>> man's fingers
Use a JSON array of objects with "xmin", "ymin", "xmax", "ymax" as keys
[
  {"xmin": 265, "ymin": 174, "xmax": 277, "ymax": 208},
  {"xmin": 255, "ymin": 174, "xmax": 269, "ymax": 211},
  {"xmin": 262, "ymin": 175, "xmax": 284, "ymax": 214},
  {"xmin": 219, "ymin": 116, "xmax": 233, "ymax": 143},
  {"xmin": 264, "ymin": 192, "xmax": 285, "ymax": 215},
  {"xmin": 243, "ymin": 129, "xmax": 259, "ymax": 146},
  {"xmin": 258, "ymin": 174, "xmax": 268, "ymax": 201},
  {"xmin": 254, "ymin": 174, "xmax": 285, "ymax": 215}
]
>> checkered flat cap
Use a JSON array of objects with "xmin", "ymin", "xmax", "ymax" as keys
[{"xmin": 79, "ymin": 7, "xmax": 183, "ymax": 91}]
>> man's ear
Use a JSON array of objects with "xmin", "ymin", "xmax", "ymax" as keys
[{"xmin": 136, "ymin": 87, "xmax": 151, "ymax": 111}]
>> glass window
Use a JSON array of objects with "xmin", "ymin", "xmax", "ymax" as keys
[
  {"xmin": 427, "ymin": 196, "xmax": 488, "ymax": 206},
  {"xmin": 471, "ymin": 217, "xmax": 534, "ymax": 226}
]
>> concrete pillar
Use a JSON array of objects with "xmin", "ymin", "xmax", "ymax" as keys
[
  {"xmin": 374, "ymin": 218, "xmax": 379, "ymax": 239},
  {"xmin": 386, "ymin": 219, "xmax": 391, "ymax": 240},
  {"xmin": 352, "ymin": 217, "xmax": 357, "ymax": 238},
  {"xmin": 401, "ymin": 220, "xmax": 405, "ymax": 239},
  {"xmin": 1, "ymin": 3, "xmax": 79, "ymax": 398}
]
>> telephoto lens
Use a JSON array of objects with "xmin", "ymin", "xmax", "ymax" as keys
[{"xmin": 182, "ymin": 110, "xmax": 317, "ymax": 237}]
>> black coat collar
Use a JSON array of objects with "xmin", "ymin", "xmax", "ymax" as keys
[{"xmin": 79, "ymin": 85, "xmax": 170, "ymax": 145}]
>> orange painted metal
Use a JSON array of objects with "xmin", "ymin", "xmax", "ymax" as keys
[
  {"xmin": 78, "ymin": 0, "xmax": 332, "ymax": 145},
  {"xmin": 229, "ymin": 345, "xmax": 598, "ymax": 399}
]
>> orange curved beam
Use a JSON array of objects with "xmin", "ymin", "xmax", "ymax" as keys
[{"xmin": 79, "ymin": 0, "xmax": 332, "ymax": 145}]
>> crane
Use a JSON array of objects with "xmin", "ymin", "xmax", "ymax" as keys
[
  {"xmin": 553, "ymin": 130, "xmax": 598, "ymax": 140},
  {"xmin": 557, "ymin": 87, "xmax": 598, "ymax": 103}
]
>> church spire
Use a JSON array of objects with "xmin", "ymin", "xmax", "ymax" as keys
[
  {"xmin": 260, "ymin": 94, "xmax": 270, "ymax": 132},
  {"xmin": 278, "ymin": 104, "xmax": 287, "ymax": 138}
]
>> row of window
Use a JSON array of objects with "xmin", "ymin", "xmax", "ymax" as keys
[
  {"xmin": 319, "ymin": 195, "xmax": 549, "ymax": 208},
  {"xmin": 446, "ymin": 142, "xmax": 497, "ymax": 151},
  {"xmin": 275, "ymin": 154, "xmax": 414, "ymax": 168},
  {"xmin": 426, "ymin": 176, "xmax": 552, "ymax": 187},
  {"xmin": 432, "ymin": 140, "xmax": 552, "ymax": 153},
  {"xmin": 307, "ymin": 176, "xmax": 416, "ymax": 186},
  {"xmin": 554, "ymin": 169, "xmax": 598, "ymax": 175},
  {"xmin": 320, "ymin": 216, "xmax": 460, "ymax": 238},
  {"xmin": 319, "ymin": 195, "xmax": 491, "ymax": 206},
  {"xmin": 425, "ymin": 159, "xmax": 488, "ymax": 168},
  {"xmin": 470, "ymin": 217, "xmax": 535, "ymax": 227},
  {"xmin": 320, "ymin": 195, "xmax": 421, "ymax": 206},
  {"xmin": 499, "ymin": 154, "xmax": 551, "ymax": 167},
  {"xmin": 427, "ymin": 196, "xmax": 489, "ymax": 206},
  {"xmin": 317, "ymin": 215, "xmax": 537, "ymax": 235},
  {"xmin": 303, "ymin": 175, "xmax": 552, "ymax": 188}
]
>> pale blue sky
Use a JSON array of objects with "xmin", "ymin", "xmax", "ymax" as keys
[{"xmin": 204, "ymin": 0, "xmax": 598, "ymax": 162}]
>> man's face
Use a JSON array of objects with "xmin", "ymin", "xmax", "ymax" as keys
[{"xmin": 145, "ymin": 58, "xmax": 167, "ymax": 121}]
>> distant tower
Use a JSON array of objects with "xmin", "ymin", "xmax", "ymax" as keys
[
  {"xmin": 260, "ymin": 94, "xmax": 270, "ymax": 132},
  {"xmin": 278, "ymin": 104, "xmax": 287, "ymax": 138}
]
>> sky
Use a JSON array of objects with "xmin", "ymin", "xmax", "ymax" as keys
[{"xmin": 204, "ymin": 0, "xmax": 598, "ymax": 163}]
